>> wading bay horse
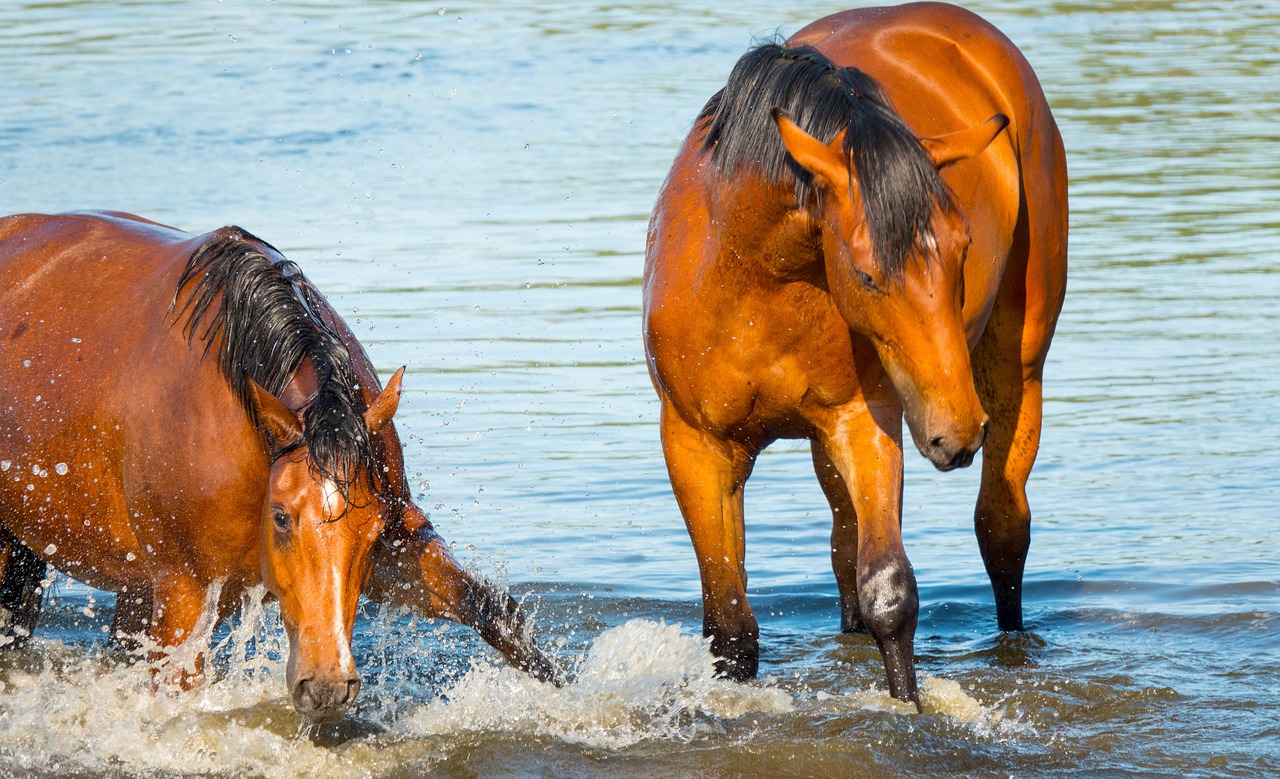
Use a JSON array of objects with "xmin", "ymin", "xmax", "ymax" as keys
[
  {"xmin": 644, "ymin": 3, "xmax": 1067, "ymax": 707},
  {"xmin": 0, "ymin": 211, "xmax": 558, "ymax": 722}
]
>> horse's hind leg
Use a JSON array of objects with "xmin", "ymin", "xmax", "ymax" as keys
[
  {"xmin": 811, "ymin": 439, "xmax": 864, "ymax": 633},
  {"xmin": 0, "ymin": 529, "xmax": 45, "ymax": 647},
  {"xmin": 660, "ymin": 400, "xmax": 759, "ymax": 680}
]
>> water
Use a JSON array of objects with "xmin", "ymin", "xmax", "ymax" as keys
[{"xmin": 1, "ymin": 1, "xmax": 1277, "ymax": 775}]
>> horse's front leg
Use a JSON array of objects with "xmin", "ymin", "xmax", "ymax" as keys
[
  {"xmin": 0, "ymin": 530, "xmax": 44, "ymax": 646},
  {"xmin": 660, "ymin": 399, "xmax": 759, "ymax": 680},
  {"xmin": 366, "ymin": 521, "xmax": 562, "ymax": 685},
  {"xmin": 816, "ymin": 398, "xmax": 920, "ymax": 709},
  {"xmin": 972, "ymin": 325, "xmax": 1048, "ymax": 631},
  {"xmin": 146, "ymin": 569, "xmax": 215, "ymax": 689},
  {"xmin": 110, "ymin": 584, "xmax": 153, "ymax": 650},
  {"xmin": 811, "ymin": 439, "xmax": 864, "ymax": 633}
]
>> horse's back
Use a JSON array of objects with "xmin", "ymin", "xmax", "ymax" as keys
[
  {"xmin": 0, "ymin": 212, "xmax": 212, "ymax": 395},
  {"xmin": 790, "ymin": 2, "xmax": 1067, "ymax": 340},
  {"xmin": 788, "ymin": 3, "xmax": 1049, "ymax": 114}
]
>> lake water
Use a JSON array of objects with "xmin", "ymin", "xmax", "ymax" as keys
[{"xmin": 1, "ymin": 1, "xmax": 1277, "ymax": 776}]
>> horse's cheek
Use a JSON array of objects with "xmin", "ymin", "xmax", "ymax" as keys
[{"xmin": 259, "ymin": 534, "xmax": 290, "ymax": 600}]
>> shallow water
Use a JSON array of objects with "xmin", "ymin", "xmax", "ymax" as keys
[{"xmin": 1, "ymin": 1, "xmax": 1278, "ymax": 776}]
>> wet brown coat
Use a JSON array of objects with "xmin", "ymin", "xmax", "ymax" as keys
[
  {"xmin": 644, "ymin": 3, "xmax": 1067, "ymax": 705},
  {"xmin": 0, "ymin": 211, "xmax": 558, "ymax": 720}
]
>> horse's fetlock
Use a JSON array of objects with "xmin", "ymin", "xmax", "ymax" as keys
[{"xmin": 858, "ymin": 559, "xmax": 919, "ymax": 638}]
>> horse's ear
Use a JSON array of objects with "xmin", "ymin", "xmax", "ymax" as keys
[
  {"xmin": 364, "ymin": 366, "xmax": 405, "ymax": 434},
  {"xmin": 773, "ymin": 109, "xmax": 849, "ymax": 191},
  {"xmin": 250, "ymin": 380, "xmax": 303, "ymax": 447},
  {"xmin": 921, "ymin": 113, "xmax": 1009, "ymax": 168}
]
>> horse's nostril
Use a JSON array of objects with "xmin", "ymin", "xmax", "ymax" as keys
[
  {"xmin": 340, "ymin": 678, "xmax": 359, "ymax": 706},
  {"xmin": 929, "ymin": 435, "xmax": 946, "ymax": 450}
]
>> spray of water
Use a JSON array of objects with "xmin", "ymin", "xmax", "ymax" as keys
[{"xmin": 0, "ymin": 587, "xmax": 1020, "ymax": 776}]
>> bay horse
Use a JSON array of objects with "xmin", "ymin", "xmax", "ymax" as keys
[
  {"xmin": 0, "ymin": 211, "xmax": 558, "ymax": 722},
  {"xmin": 643, "ymin": 2, "xmax": 1067, "ymax": 707}
]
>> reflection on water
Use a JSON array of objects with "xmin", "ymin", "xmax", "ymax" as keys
[{"xmin": 1, "ymin": 0, "xmax": 1278, "ymax": 776}]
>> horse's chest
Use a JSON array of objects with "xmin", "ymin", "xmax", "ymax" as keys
[{"xmin": 678, "ymin": 301, "xmax": 862, "ymax": 435}]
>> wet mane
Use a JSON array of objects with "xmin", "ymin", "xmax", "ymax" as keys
[
  {"xmin": 169, "ymin": 228, "xmax": 376, "ymax": 498},
  {"xmin": 698, "ymin": 42, "xmax": 953, "ymax": 275}
]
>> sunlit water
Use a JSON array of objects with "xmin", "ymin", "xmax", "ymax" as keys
[{"xmin": 1, "ymin": 1, "xmax": 1277, "ymax": 776}]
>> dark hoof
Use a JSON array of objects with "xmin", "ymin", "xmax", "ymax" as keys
[{"xmin": 711, "ymin": 639, "xmax": 759, "ymax": 681}]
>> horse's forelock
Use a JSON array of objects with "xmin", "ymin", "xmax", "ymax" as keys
[
  {"xmin": 173, "ymin": 230, "xmax": 379, "ymax": 505},
  {"xmin": 700, "ymin": 42, "xmax": 954, "ymax": 276}
]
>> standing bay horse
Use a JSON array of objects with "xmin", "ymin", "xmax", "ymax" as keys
[
  {"xmin": 0, "ymin": 211, "xmax": 558, "ymax": 722},
  {"xmin": 643, "ymin": 3, "xmax": 1067, "ymax": 707}
]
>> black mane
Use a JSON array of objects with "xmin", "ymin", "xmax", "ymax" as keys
[
  {"xmin": 698, "ymin": 43, "xmax": 953, "ymax": 275},
  {"xmin": 170, "ymin": 228, "xmax": 376, "ymax": 499}
]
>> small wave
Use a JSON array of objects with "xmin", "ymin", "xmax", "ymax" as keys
[
  {"xmin": 400, "ymin": 618, "xmax": 794, "ymax": 748},
  {"xmin": 811, "ymin": 673, "xmax": 1029, "ymax": 741}
]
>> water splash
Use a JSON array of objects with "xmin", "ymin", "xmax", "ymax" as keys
[
  {"xmin": 829, "ymin": 673, "xmax": 1029, "ymax": 739},
  {"xmin": 401, "ymin": 618, "xmax": 794, "ymax": 747}
]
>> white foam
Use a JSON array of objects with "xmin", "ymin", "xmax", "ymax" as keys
[
  {"xmin": 401, "ymin": 618, "xmax": 794, "ymax": 748},
  {"xmin": 833, "ymin": 673, "xmax": 1029, "ymax": 738},
  {"xmin": 0, "ymin": 588, "xmax": 355, "ymax": 778},
  {"xmin": 0, "ymin": 600, "xmax": 1023, "ymax": 776}
]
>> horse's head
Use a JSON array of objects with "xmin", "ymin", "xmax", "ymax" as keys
[
  {"xmin": 774, "ymin": 110, "xmax": 1008, "ymax": 470},
  {"xmin": 250, "ymin": 368, "xmax": 405, "ymax": 723}
]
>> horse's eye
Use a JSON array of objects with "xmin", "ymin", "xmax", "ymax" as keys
[
  {"xmin": 272, "ymin": 508, "xmax": 291, "ymax": 533},
  {"xmin": 856, "ymin": 269, "xmax": 880, "ymax": 292}
]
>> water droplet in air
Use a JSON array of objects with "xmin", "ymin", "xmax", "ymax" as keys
[
  {"xmin": 126, "ymin": 552, "xmax": 136, "ymax": 562},
  {"xmin": 55, "ymin": 463, "xmax": 68, "ymax": 475},
  {"xmin": 43, "ymin": 544, "xmax": 56, "ymax": 555},
  {"xmin": 0, "ymin": 460, "xmax": 9, "ymax": 471},
  {"xmin": 437, "ymin": 5, "xmax": 446, "ymax": 14},
  {"xmin": 22, "ymin": 360, "xmax": 30, "ymax": 367}
]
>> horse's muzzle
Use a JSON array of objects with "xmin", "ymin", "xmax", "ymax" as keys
[
  {"xmin": 292, "ymin": 674, "xmax": 361, "ymax": 723},
  {"xmin": 923, "ymin": 418, "xmax": 988, "ymax": 472}
]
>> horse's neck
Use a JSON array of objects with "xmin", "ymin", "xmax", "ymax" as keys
[
  {"xmin": 713, "ymin": 177, "xmax": 824, "ymax": 284},
  {"xmin": 278, "ymin": 356, "xmax": 320, "ymax": 412}
]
